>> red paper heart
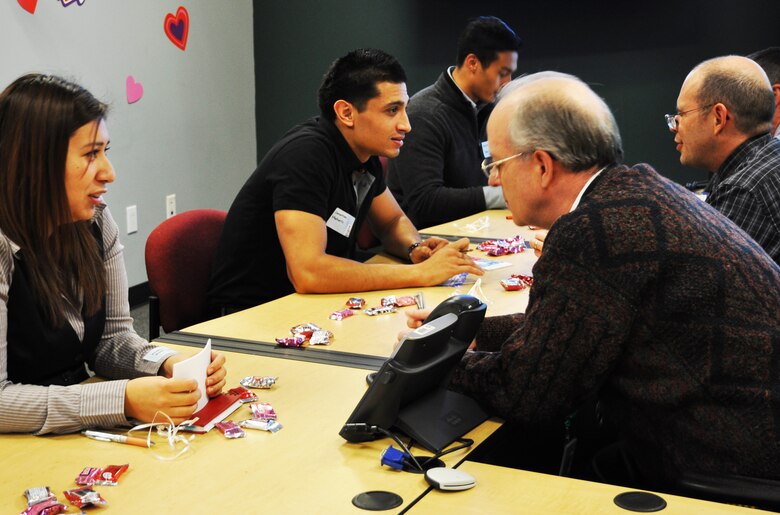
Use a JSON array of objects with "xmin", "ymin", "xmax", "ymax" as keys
[
  {"xmin": 18, "ymin": 0, "xmax": 38, "ymax": 14},
  {"xmin": 164, "ymin": 6, "xmax": 189, "ymax": 51}
]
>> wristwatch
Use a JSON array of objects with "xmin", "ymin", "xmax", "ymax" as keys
[{"xmin": 407, "ymin": 241, "xmax": 422, "ymax": 259}]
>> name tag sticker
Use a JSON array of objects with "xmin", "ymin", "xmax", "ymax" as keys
[
  {"xmin": 142, "ymin": 347, "xmax": 176, "ymax": 363},
  {"xmin": 481, "ymin": 141, "xmax": 491, "ymax": 158},
  {"xmin": 326, "ymin": 207, "xmax": 355, "ymax": 238}
]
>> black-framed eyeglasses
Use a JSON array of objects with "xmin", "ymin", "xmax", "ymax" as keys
[
  {"xmin": 664, "ymin": 104, "xmax": 714, "ymax": 131},
  {"xmin": 481, "ymin": 152, "xmax": 525, "ymax": 178}
]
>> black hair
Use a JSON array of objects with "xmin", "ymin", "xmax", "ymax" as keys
[
  {"xmin": 317, "ymin": 48, "xmax": 407, "ymax": 121},
  {"xmin": 456, "ymin": 16, "xmax": 522, "ymax": 67}
]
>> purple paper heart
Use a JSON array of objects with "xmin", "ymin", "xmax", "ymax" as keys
[
  {"xmin": 60, "ymin": 0, "xmax": 86, "ymax": 7},
  {"xmin": 169, "ymin": 19, "xmax": 185, "ymax": 41}
]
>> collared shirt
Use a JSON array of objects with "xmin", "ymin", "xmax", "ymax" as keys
[
  {"xmin": 0, "ymin": 206, "xmax": 164, "ymax": 434},
  {"xmin": 447, "ymin": 66, "xmax": 477, "ymax": 109},
  {"xmin": 705, "ymin": 133, "xmax": 780, "ymax": 264},
  {"xmin": 570, "ymin": 167, "xmax": 606, "ymax": 212}
]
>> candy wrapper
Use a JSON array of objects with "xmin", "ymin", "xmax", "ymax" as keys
[
  {"xmin": 62, "ymin": 487, "xmax": 107, "ymax": 508},
  {"xmin": 440, "ymin": 272, "xmax": 469, "ymax": 287},
  {"xmin": 476, "ymin": 236, "xmax": 526, "ymax": 256},
  {"xmin": 500, "ymin": 277, "xmax": 527, "ymax": 291},
  {"xmin": 290, "ymin": 322, "xmax": 321, "ymax": 340},
  {"xmin": 309, "ymin": 330, "xmax": 333, "ymax": 345},
  {"xmin": 346, "ymin": 297, "xmax": 365, "ymax": 309},
  {"xmin": 512, "ymin": 274, "xmax": 534, "ymax": 287},
  {"xmin": 275, "ymin": 335, "xmax": 305, "ymax": 347},
  {"xmin": 21, "ymin": 498, "xmax": 66, "ymax": 515},
  {"xmin": 249, "ymin": 402, "xmax": 277, "ymax": 420},
  {"xmin": 329, "ymin": 308, "xmax": 354, "ymax": 321},
  {"xmin": 75, "ymin": 464, "xmax": 128, "ymax": 486},
  {"xmin": 239, "ymin": 419, "xmax": 283, "ymax": 433},
  {"xmin": 228, "ymin": 386, "xmax": 259, "ymax": 402},
  {"xmin": 380, "ymin": 295, "xmax": 417, "ymax": 307},
  {"xmin": 239, "ymin": 376, "xmax": 278, "ymax": 389},
  {"xmin": 216, "ymin": 420, "xmax": 246, "ymax": 439},
  {"xmin": 363, "ymin": 305, "xmax": 397, "ymax": 316},
  {"xmin": 23, "ymin": 487, "xmax": 55, "ymax": 508}
]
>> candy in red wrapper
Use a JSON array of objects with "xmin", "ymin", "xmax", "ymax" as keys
[
  {"xmin": 216, "ymin": 420, "xmax": 245, "ymax": 439},
  {"xmin": 275, "ymin": 335, "xmax": 305, "ymax": 347},
  {"xmin": 62, "ymin": 487, "xmax": 107, "ymax": 508},
  {"xmin": 511, "ymin": 274, "xmax": 534, "ymax": 287},
  {"xmin": 476, "ymin": 235, "xmax": 526, "ymax": 256},
  {"xmin": 364, "ymin": 305, "xmax": 397, "ymax": 316},
  {"xmin": 329, "ymin": 308, "xmax": 354, "ymax": 321},
  {"xmin": 500, "ymin": 277, "xmax": 527, "ymax": 291},
  {"xmin": 309, "ymin": 329, "xmax": 333, "ymax": 345},
  {"xmin": 346, "ymin": 297, "xmax": 365, "ymax": 309},
  {"xmin": 290, "ymin": 322, "xmax": 321, "ymax": 340},
  {"xmin": 228, "ymin": 386, "xmax": 259, "ymax": 402},
  {"xmin": 250, "ymin": 402, "xmax": 277, "ymax": 420},
  {"xmin": 239, "ymin": 376, "xmax": 278, "ymax": 389},
  {"xmin": 76, "ymin": 465, "xmax": 128, "ymax": 486}
]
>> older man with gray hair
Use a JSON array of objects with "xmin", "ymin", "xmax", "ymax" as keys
[
  {"xmin": 407, "ymin": 71, "xmax": 780, "ymax": 494},
  {"xmin": 669, "ymin": 55, "xmax": 780, "ymax": 264}
]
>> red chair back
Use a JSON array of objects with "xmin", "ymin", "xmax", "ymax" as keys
[{"xmin": 145, "ymin": 209, "xmax": 227, "ymax": 336}]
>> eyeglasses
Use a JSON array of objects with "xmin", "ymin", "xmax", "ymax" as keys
[
  {"xmin": 664, "ymin": 104, "xmax": 714, "ymax": 131},
  {"xmin": 481, "ymin": 152, "xmax": 525, "ymax": 178}
]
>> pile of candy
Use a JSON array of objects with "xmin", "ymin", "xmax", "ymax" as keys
[
  {"xmin": 21, "ymin": 487, "xmax": 66, "ymax": 515},
  {"xmin": 21, "ymin": 464, "xmax": 128, "ymax": 513},
  {"xmin": 476, "ymin": 236, "xmax": 526, "ymax": 256},
  {"xmin": 275, "ymin": 323, "xmax": 333, "ymax": 347},
  {"xmin": 499, "ymin": 274, "xmax": 534, "ymax": 291}
]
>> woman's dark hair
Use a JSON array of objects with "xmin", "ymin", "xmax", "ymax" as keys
[{"xmin": 0, "ymin": 74, "xmax": 108, "ymax": 326}]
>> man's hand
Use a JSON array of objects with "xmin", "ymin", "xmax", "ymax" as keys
[
  {"xmin": 409, "ymin": 236, "xmax": 449, "ymax": 263},
  {"xmin": 531, "ymin": 229, "xmax": 548, "ymax": 257},
  {"xmin": 414, "ymin": 238, "xmax": 484, "ymax": 285},
  {"xmin": 124, "ymin": 376, "xmax": 201, "ymax": 424}
]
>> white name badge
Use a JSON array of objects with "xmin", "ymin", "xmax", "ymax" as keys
[
  {"xmin": 326, "ymin": 207, "xmax": 355, "ymax": 238},
  {"xmin": 481, "ymin": 141, "xmax": 491, "ymax": 158}
]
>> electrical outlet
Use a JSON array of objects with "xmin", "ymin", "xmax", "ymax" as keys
[
  {"xmin": 126, "ymin": 205, "xmax": 138, "ymax": 234},
  {"xmin": 166, "ymin": 194, "xmax": 176, "ymax": 219}
]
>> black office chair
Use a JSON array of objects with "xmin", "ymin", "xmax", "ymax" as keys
[{"xmin": 674, "ymin": 472, "xmax": 780, "ymax": 512}]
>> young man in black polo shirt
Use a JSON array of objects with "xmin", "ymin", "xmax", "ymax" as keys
[{"xmin": 208, "ymin": 49, "xmax": 483, "ymax": 313}]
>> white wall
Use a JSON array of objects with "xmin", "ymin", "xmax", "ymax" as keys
[{"xmin": 1, "ymin": 1, "xmax": 256, "ymax": 286}]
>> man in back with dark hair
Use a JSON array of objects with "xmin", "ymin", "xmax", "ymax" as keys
[
  {"xmin": 748, "ymin": 46, "xmax": 780, "ymax": 138},
  {"xmin": 208, "ymin": 49, "xmax": 482, "ymax": 312},
  {"xmin": 669, "ymin": 55, "xmax": 780, "ymax": 264},
  {"xmin": 387, "ymin": 16, "xmax": 522, "ymax": 227}
]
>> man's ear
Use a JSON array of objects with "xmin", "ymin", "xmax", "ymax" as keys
[
  {"xmin": 535, "ymin": 150, "xmax": 556, "ymax": 189},
  {"xmin": 464, "ymin": 53, "xmax": 481, "ymax": 73},
  {"xmin": 712, "ymin": 103, "xmax": 729, "ymax": 135},
  {"xmin": 333, "ymin": 100, "xmax": 354, "ymax": 127}
]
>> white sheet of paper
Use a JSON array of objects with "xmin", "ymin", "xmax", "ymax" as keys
[{"xmin": 172, "ymin": 339, "xmax": 211, "ymax": 411}]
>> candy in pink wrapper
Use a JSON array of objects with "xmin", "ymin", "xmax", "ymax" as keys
[
  {"xmin": 346, "ymin": 297, "xmax": 365, "ymax": 309},
  {"xmin": 250, "ymin": 402, "xmax": 277, "ymax": 420},
  {"xmin": 329, "ymin": 308, "xmax": 354, "ymax": 321},
  {"xmin": 216, "ymin": 420, "xmax": 245, "ymax": 439},
  {"xmin": 239, "ymin": 418, "xmax": 283, "ymax": 433},
  {"xmin": 364, "ymin": 305, "xmax": 397, "ymax": 316},
  {"xmin": 500, "ymin": 278, "xmax": 527, "ymax": 291},
  {"xmin": 228, "ymin": 386, "xmax": 259, "ymax": 402},
  {"xmin": 477, "ymin": 235, "xmax": 526, "ymax": 256},
  {"xmin": 239, "ymin": 376, "xmax": 278, "ymax": 389},
  {"xmin": 62, "ymin": 487, "xmax": 107, "ymax": 508},
  {"xmin": 21, "ymin": 498, "xmax": 67, "ymax": 515},
  {"xmin": 309, "ymin": 329, "xmax": 333, "ymax": 345},
  {"xmin": 76, "ymin": 465, "xmax": 128, "ymax": 487},
  {"xmin": 275, "ymin": 335, "xmax": 305, "ymax": 347},
  {"xmin": 290, "ymin": 322, "xmax": 321, "ymax": 340},
  {"xmin": 394, "ymin": 295, "xmax": 417, "ymax": 307}
]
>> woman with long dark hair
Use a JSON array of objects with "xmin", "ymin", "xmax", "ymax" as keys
[{"xmin": 0, "ymin": 74, "xmax": 226, "ymax": 434}]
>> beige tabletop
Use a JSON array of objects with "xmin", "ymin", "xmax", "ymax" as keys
[
  {"xmin": 180, "ymin": 246, "xmax": 536, "ymax": 359},
  {"xmin": 421, "ymin": 209, "xmax": 532, "ymax": 241},
  {"xmin": 411, "ymin": 461, "xmax": 774, "ymax": 515},
  {"xmin": 2, "ymin": 344, "xmax": 501, "ymax": 514}
]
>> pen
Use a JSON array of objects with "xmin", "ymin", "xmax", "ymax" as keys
[
  {"xmin": 415, "ymin": 291, "xmax": 425, "ymax": 309},
  {"xmin": 82, "ymin": 430, "xmax": 153, "ymax": 448}
]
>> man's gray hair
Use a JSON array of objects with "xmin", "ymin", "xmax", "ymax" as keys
[
  {"xmin": 693, "ymin": 57, "xmax": 773, "ymax": 135},
  {"xmin": 498, "ymin": 72, "xmax": 623, "ymax": 171}
]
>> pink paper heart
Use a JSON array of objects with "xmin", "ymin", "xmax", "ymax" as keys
[
  {"xmin": 17, "ymin": 0, "xmax": 37, "ymax": 14},
  {"xmin": 126, "ymin": 75, "xmax": 144, "ymax": 104}
]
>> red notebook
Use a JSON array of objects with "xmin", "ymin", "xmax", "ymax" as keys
[{"xmin": 180, "ymin": 392, "xmax": 243, "ymax": 433}]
